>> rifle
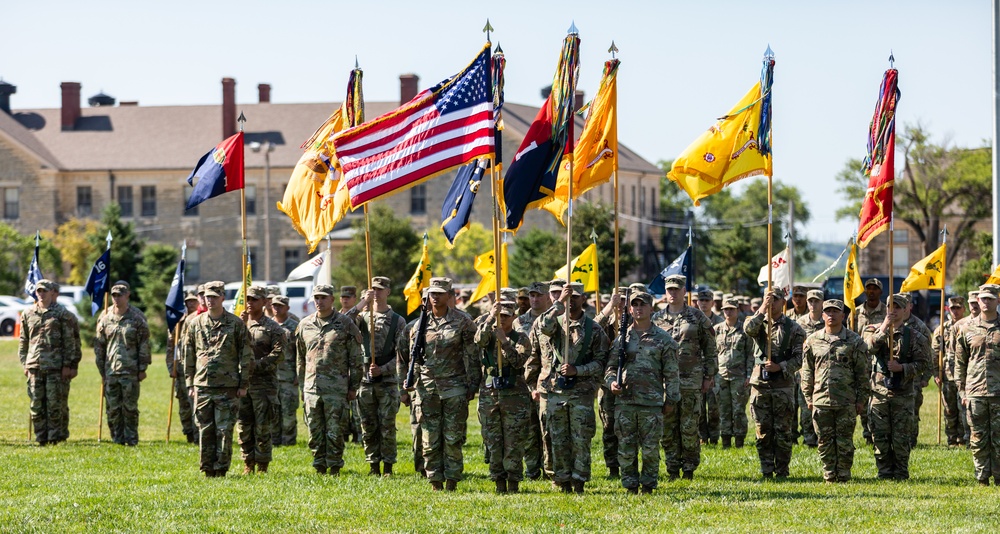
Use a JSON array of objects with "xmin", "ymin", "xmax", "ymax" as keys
[
  {"xmin": 404, "ymin": 301, "xmax": 430, "ymax": 390},
  {"xmin": 874, "ymin": 325, "xmax": 908, "ymax": 391},
  {"xmin": 615, "ymin": 289, "xmax": 632, "ymax": 387}
]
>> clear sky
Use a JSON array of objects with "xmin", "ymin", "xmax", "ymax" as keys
[{"xmin": 3, "ymin": 0, "xmax": 992, "ymax": 243}]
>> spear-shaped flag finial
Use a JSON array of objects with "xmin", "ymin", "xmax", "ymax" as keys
[
  {"xmin": 105, "ymin": 230, "xmax": 113, "ymax": 250},
  {"xmin": 355, "ymin": 55, "xmax": 360, "ymax": 70},
  {"xmin": 494, "ymin": 42, "xmax": 503, "ymax": 55},
  {"xmin": 568, "ymin": 21, "xmax": 578, "ymax": 35},
  {"xmin": 237, "ymin": 111, "xmax": 246, "ymax": 132},
  {"xmin": 483, "ymin": 19, "xmax": 494, "ymax": 42},
  {"xmin": 590, "ymin": 228, "xmax": 598, "ymax": 243},
  {"xmin": 608, "ymin": 41, "xmax": 619, "ymax": 58},
  {"xmin": 764, "ymin": 44, "xmax": 774, "ymax": 60},
  {"xmin": 34, "ymin": 230, "xmax": 39, "ymax": 246},
  {"xmin": 888, "ymin": 50, "xmax": 895, "ymax": 68}
]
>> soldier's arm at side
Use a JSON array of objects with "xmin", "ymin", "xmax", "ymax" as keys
[
  {"xmin": 347, "ymin": 321, "xmax": 364, "ymax": 395},
  {"xmin": 378, "ymin": 316, "xmax": 406, "ymax": 377},
  {"xmin": 853, "ymin": 336, "xmax": 871, "ymax": 407},
  {"xmin": 18, "ymin": 310, "xmax": 29, "ymax": 369},
  {"xmin": 780, "ymin": 325, "xmax": 806, "ymax": 376},
  {"xmin": 524, "ymin": 328, "xmax": 542, "ymax": 394},
  {"xmin": 663, "ymin": 341, "xmax": 681, "ymax": 405},
  {"xmin": 575, "ymin": 326, "xmax": 611, "ymax": 378},
  {"xmin": 698, "ymin": 312, "xmax": 719, "ymax": 378},
  {"xmin": 954, "ymin": 324, "xmax": 969, "ymax": 391},
  {"xmin": 184, "ymin": 318, "xmax": 197, "ymax": 388},
  {"xmin": 93, "ymin": 317, "xmax": 107, "ymax": 378},
  {"xmin": 799, "ymin": 340, "xmax": 814, "ymax": 404},
  {"xmin": 905, "ymin": 329, "xmax": 932, "ymax": 380},
  {"xmin": 137, "ymin": 317, "xmax": 151, "ymax": 375},
  {"xmin": 236, "ymin": 321, "xmax": 254, "ymax": 392},
  {"xmin": 65, "ymin": 313, "xmax": 82, "ymax": 371},
  {"xmin": 604, "ymin": 337, "xmax": 622, "ymax": 389},
  {"xmin": 295, "ymin": 326, "xmax": 307, "ymax": 392},
  {"xmin": 461, "ymin": 318, "xmax": 482, "ymax": 395}
]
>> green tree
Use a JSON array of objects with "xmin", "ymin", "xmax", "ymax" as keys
[
  {"xmin": 45, "ymin": 219, "xmax": 100, "ymax": 285},
  {"xmin": 953, "ymin": 232, "xmax": 993, "ymax": 298},
  {"xmin": 87, "ymin": 204, "xmax": 146, "ymax": 305},
  {"xmin": 569, "ymin": 201, "xmax": 641, "ymax": 289},
  {"xmin": 509, "ymin": 228, "xmax": 565, "ymax": 288},
  {"xmin": 704, "ymin": 223, "xmax": 761, "ymax": 295},
  {"xmin": 425, "ymin": 222, "xmax": 493, "ymax": 283},
  {"xmin": 332, "ymin": 206, "xmax": 420, "ymax": 314},
  {"xmin": 0, "ymin": 224, "xmax": 62, "ymax": 296},
  {"xmin": 135, "ymin": 244, "xmax": 180, "ymax": 352}
]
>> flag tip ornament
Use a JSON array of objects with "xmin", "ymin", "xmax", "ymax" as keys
[
  {"xmin": 495, "ymin": 42, "xmax": 503, "ymax": 54},
  {"xmin": 568, "ymin": 21, "xmax": 578, "ymax": 35},
  {"xmin": 764, "ymin": 44, "xmax": 774, "ymax": 59},
  {"xmin": 483, "ymin": 19, "xmax": 494, "ymax": 41},
  {"xmin": 888, "ymin": 51, "xmax": 895, "ymax": 68},
  {"xmin": 608, "ymin": 41, "xmax": 618, "ymax": 58},
  {"xmin": 355, "ymin": 56, "xmax": 359, "ymax": 69},
  {"xmin": 237, "ymin": 111, "xmax": 246, "ymax": 126}
]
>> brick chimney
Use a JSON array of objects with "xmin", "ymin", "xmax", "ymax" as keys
[
  {"xmin": 61, "ymin": 82, "xmax": 82, "ymax": 130},
  {"xmin": 574, "ymin": 90, "xmax": 585, "ymax": 112},
  {"xmin": 0, "ymin": 80, "xmax": 15, "ymax": 115},
  {"xmin": 258, "ymin": 83, "xmax": 271, "ymax": 104},
  {"xmin": 399, "ymin": 74, "xmax": 419, "ymax": 106},
  {"xmin": 222, "ymin": 77, "xmax": 236, "ymax": 139}
]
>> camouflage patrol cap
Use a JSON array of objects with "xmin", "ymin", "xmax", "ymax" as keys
[
  {"xmin": 697, "ymin": 288, "xmax": 713, "ymax": 300},
  {"xmin": 371, "ymin": 276, "xmax": 391, "ymax": 290},
  {"xmin": 498, "ymin": 300, "xmax": 517, "ymax": 316},
  {"xmin": 722, "ymin": 297, "xmax": 739, "ymax": 310},
  {"xmin": 751, "ymin": 297, "xmax": 763, "ymax": 307},
  {"xmin": 664, "ymin": 275, "xmax": 686, "ymax": 289},
  {"xmin": 528, "ymin": 281, "xmax": 550, "ymax": 294},
  {"xmin": 948, "ymin": 296, "xmax": 966, "ymax": 306},
  {"xmin": 807, "ymin": 289, "xmax": 824, "ymax": 301},
  {"xmin": 630, "ymin": 291, "xmax": 653, "ymax": 306},
  {"xmin": 822, "ymin": 299, "xmax": 845, "ymax": 312},
  {"xmin": 741, "ymin": 296, "xmax": 752, "ymax": 305},
  {"xmin": 713, "ymin": 290, "xmax": 724, "ymax": 301},
  {"xmin": 865, "ymin": 278, "xmax": 883, "ymax": 289},
  {"xmin": 628, "ymin": 283, "xmax": 648, "ymax": 294},
  {"xmin": 271, "ymin": 295, "xmax": 290, "ymax": 307},
  {"xmin": 203, "ymin": 281, "xmax": 225, "ymax": 297},
  {"xmin": 968, "ymin": 290, "xmax": 980, "ymax": 301},
  {"xmin": 567, "ymin": 282, "xmax": 585, "ymax": 296},
  {"xmin": 517, "ymin": 287, "xmax": 530, "ymax": 299},
  {"xmin": 722, "ymin": 292, "xmax": 734, "ymax": 301},
  {"xmin": 340, "ymin": 286, "xmax": 357, "ymax": 297},
  {"xmin": 549, "ymin": 278, "xmax": 567, "ymax": 289},
  {"xmin": 111, "ymin": 280, "xmax": 130, "ymax": 295},
  {"xmin": 266, "ymin": 285, "xmax": 281, "ymax": 297},
  {"xmin": 766, "ymin": 287, "xmax": 786, "ymax": 299},
  {"xmin": 313, "ymin": 284, "xmax": 334, "ymax": 296},
  {"xmin": 36, "ymin": 279, "xmax": 59, "ymax": 292},
  {"xmin": 197, "ymin": 284, "xmax": 206, "ymax": 295},
  {"xmin": 500, "ymin": 287, "xmax": 518, "ymax": 302},
  {"xmin": 792, "ymin": 286, "xmax": 807, "ymax": 296},
  {"xmin": 427, "ymin": 277, "xmax": 452, "ymax": 294},
  {"xmin": 184, "ymin": 289, "xmax": 198, "ymax": 301},
  {"xmin": 887, "ymin": 293, "xmax": 908, "ymax": 308},
  {"xmin": 246, "ymin": 285, "xmax": 268, "ymax": 300},
  {"xmin": 977, "ymin": 284, "xmax": 1000, "ymax": 299}
]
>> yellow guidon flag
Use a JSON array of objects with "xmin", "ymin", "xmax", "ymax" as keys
[
  {"xmin": 987, "ymin": 264, "xmax": 1000, "ymax": 285},
  {"xmin": 403, "ymin": 236, "xmax": 432, "ymax": 315},
  {"xmin": 668, "ymin": 81, "xmax": 773, "ymax": 206},
  {"xmin": 843, "ymin": 239, "xmax": 864, "ymax": 315},
  {"xmin": 233, "ymin": 257, "xmax": 252, "ymax": 317},
  {"xmin": 900, "ymin": 244, "xmax": 946, "ymax": 292},
  {"xmin": 541, "ymin": 60, "xmax": 619, "ymax": 224},
  {"xmin": 469, "ymin": 244, "xmax": 509, "ymax": 304},
  {"xmin": 553, "ymin": 243, "xmax": 600, "ymax": 293}
]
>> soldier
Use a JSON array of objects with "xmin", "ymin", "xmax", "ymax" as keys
[
  {"xmin": 264, "ymin": 285, "xmax": 281, "ymax": 318},
  {"xmin": 296, "ymin": 284, "xmax": 362, "ymax": 475},
  {"xmin": 606, "ymin": 289, "xmax": 680, "ymax": 494},
  {"xmin": 593, "ymin": 287, "xmax": 629, "ymax": 478},
  {"xmin": 744, "ymin": 289, "xmax": 806, "ymax": 479},
  {"xmin": 801, "ymin": 299, "xmax": 870, "ymax": 483},
  {"xmin": 477, "ymin": 300, "xmax": 532, "ymax": 493},
  {"xmin": 527, "ymin": 282, "xmax": 610, "ymax": 493},
  {"xmin": 236, "ymin": 286, "xmax": 284, "ymax": 474},
  {"xmin": 953, "ymin": 290, "xmax": 981, "ymax": 445},
  {"xmin": 514, "ymin": 281, "xmax": 551, "ymax": 481},
  {"xmin": 94, "ymin": 281, "xmax": 151, "ymax": 446},
  {"xmin": 933, "ymin": 296, "xmax": 966, "ymax": 446},
  {"xmin": 166, "ymin": 289, "xmax": 200, "ymax": 443},
  {"xmin": 271, "ymin": 295, "xmax": 300, "ymax": 446},
  {"xmin": 856, "ymin": 279, "xmax": 887, "ymax": 331},
  {"xmin": 696, "ymin": 288, "xmax": 723, "ymax": 447},
  {"xmin": 397, "ymin": 292, "xmax": 427, "ymax": 477},
  {"xmin": 652, "ymin": 275, "xmax": 716, "ymax": 480},
  {"xmin": 516, "ymin": 288, "xmax": 531, "ymax": 316},
  {"xmin": 863, "ymin": 293, "xmax": 930, "ymax": 480},
  {"xmin": 713, "ymin": 290, "xmax": 724, "ymax": 315},
  {"xmin": 795, "ymin": 289, "xmax": 825, "ymax": 448},
  {"xmin": 19, "ymin": 279, "xmax": 82, "ymax": 445},
  {"xmin": 347, "ymin": 276, "xmax": 406, "ymax": 476},
  {"xmin": 337, "ymin": 285, "xmax": 363, "ymax": 444},
  {"xmin": 184, "ymin": 281, "xmax": 254, "ymax": 477},
  {"xmin": 750, "ymin": 297, "xmax": 762, "ymax": 315},
  {"xmin": 899, "ymin": 295, "xmax": 934, "ymax": 448},
  {"xmin": 715, "ymin": 297, "xmax": 753, "ymax": 448},
  {"xmin": 955, "ymin": 284, "xmax": 1000, "ymax": 486},
  {"xmin": 786, "ymin": 287, "xmax": 809, "ymax": 321}
]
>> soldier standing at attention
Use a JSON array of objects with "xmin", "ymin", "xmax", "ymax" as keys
[
  {"xmin": 237, "ymin": 286, "xmax": 285, "ymax": 474},
  {"xmin": 953, "ymin": 291, "xmax": 981, "ymax": 445},
  {"xmin": 955, "ymin": 284, "xmax": 1000, "ymax": 486},
  {"xmin": 184, "ymin": 281, "xmax": 254, "ymax": 477},
  {"xmin": 167, "ymin": 290, "xmax": 200, "ymax": 443},
  {"xmin": 397, "ymin": 291, "xmax": 427, "ymax": 477},
  {"xmin": 594, "ymin": 287, "xmax": 630, "ymax": 479},
  {"xmin": 933, "ymin": 296, "xmax": 966, "ymax": 447},
  {"xmin": 516, "ymin": 288, "xmax": 531, "ymax": 316},
  {"xmin": 855, "ymin": 278, "xmax": 887, "ymax": 444},
  {"xmin": 476, "ymin": 300, "xmax": 532, "ymax": 493},
  {"xmin": 404, "ymin": 278, "xmax": 480, "ymax": 491},
  {"xmin": 527, "ymin": 282, "xmax": 610, "ymax": 493},
  {"xmin": 652, "ymin": 275, "xmax": 716, "ymax": 480},
  {"xmin": 94, "ymin": 281, "xmax": 150, "ymax": 446},
  {"xmin": 795, "ymin": 289, "xmax": 825, "ymax": 448},
  {"xmin": 606, "ymin": 289, "xmax": 680, "ymax": 494},
  {"xmin": 696, "ymin": 288, "xmax": 723, "ymax": 447},
  {"xmin": 900, "ymin": 295, "xmax": 933, "ymax": 447},
  {"xmin": 346, "ymin": 276, "xmax": 406, "ymax": 476},
  {"xmin": 19, "ymin": 280, "xmax": 82, "ymax": 445},
  {"xmin": 296, "ymin": 284, "xmax": 362, "ymax": 475},
  {"xmin": 715, "ymin": 297, "xmax": 753, "ymax": 449},
  {"xmin": 514, "ymin": 281, "xmax": 550, "ymax": 480},
  {"xmin": 800, "ymin": 299, "xmax": 869, "ymax": 483},
  {"xmin": 271, "ymin": 295, "xmax": 300, "ymax": 446},
  {"xmin": 744, "ymin": 289, "xmax": 806, "ymax": 479},
  {"xmin": 337, "ymin": 285, "xmax": 363, "ymax": 444},
  {"xmin": 863, "ymin": 294, "xmax": 930, "ymax": 480},
  {"xmin": 785, "ymin": 287, "xmax": 809, "ymax": 321}
]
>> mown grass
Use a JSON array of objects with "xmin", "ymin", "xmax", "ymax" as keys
[{"xmin": 0, "ymin": 338, "xmax": 996, "ymax": 533}]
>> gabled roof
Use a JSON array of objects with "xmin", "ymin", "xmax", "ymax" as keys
[{"xmin": 0, "ymin": 110, "xmax": 61, "ymax": 169}]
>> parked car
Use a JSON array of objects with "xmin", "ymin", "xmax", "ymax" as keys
[
  {"xmin": 0, "ymin": 296, "xmax": 29, "ymax": 336},
  {"xmin": 222, "ymin": 281, "xmax": 275, "ymax": 312},
  {"xmin": 821, "ymin": 275, "xmax": 943, "ymax": 322},
  {"xmin": 280, "ymin": 281, "xmax": 315, "ymax": 317}
]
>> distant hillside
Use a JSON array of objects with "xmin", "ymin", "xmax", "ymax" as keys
[{"xmin": 799, "ymin": 242, "xmax": 847, "ymax": 282}]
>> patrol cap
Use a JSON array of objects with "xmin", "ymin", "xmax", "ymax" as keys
[
  {"xmin": 664, "ymin": 275, "xmax": 686, "ymax": 289},
  {"xmin": 822, "ymin": 299, "xmax": 845, "ymax": 312},
  {"xmin": 722, "ymin": 297, "xmax": 740, "ymax": 310},
  {"xmin": 806, "ymin": 289, "xmax": 824, "ymax": 301},
  {"xmin": 528, "ymin": 281, "xmax": 550, "ymax": 294},
  {"xmin": 549, "ymin": 278, "xmax": 567, "ymax": 289},
  {"xmin": 427, "ymin": 277, "xmax": 452, "ymax": 294},
  {"xmin": 630, "ymin": 291, "xmax": 653, "ymax": 306},
  {"xmin": 500, "ymin": 287, "xmax": 518, "ymax": 302},
  {"xmin": 968, "ymin": 290, "xmax": 980, "ymax": 302},
  {"xmin": 313, "ymin": 284, "xmax": 334, "ymax": 296},
  {"xmin": 197, "ymin": 284, "xmax": 206, "ymax": 295},
  {"xmin": 111, "ymin": 280, "xmax": 130, "ymax": 295},
  {"xmin": 697, "ymin": 288, "xmax": 714, "ymax": 300},
  {"xmin": 792, "ymin": 286, "xmax": 807, "ymax": 296},
  {"xmin": 36, "ymin": 279, "xmax": 59, "ymax": 292},
  {"xmin": 722, "ymin": 292, "xmax": 734, "ymax": 301},
  {"xmin": 271, "ymin": 295, "xmax": 290, "ymax": 307},
  {"xmin": 751, "ymin": 297, "xmax": 763, "ymax": 307},
  {"xmin": 865, "ymin": 278, "xmax": 883, "ymax": 290},
  {"xmin": 948, "ymin": 296, "xmax": 966, "ymax": 307},
  {"xmin": 266, "ymin": 285, "xmax": 281, "ymax": 297},
  {"xmin": 246, "ymin": 285, "xmax": 268, "ymax": 300},
  {"xmin": 713, "ymin": 290, "xmax": 724, "ymax": 301},
  {"xmin": 340, "ymin": 286, "xmax": 357, "ymax": 297},
  {"xmin": 371, "ymin": 276, "xmax": 391, "ymax": 290},
  {"xmin": 766, "ymin": 287, "xmax": 787, "ymax": 299},
  {"xmin": 184, "ymin": 289, "xmax": 199, "ymax": 302},
  {"xmin": 567, "ymin": 282, "xmax": 585, "ymax": 296},
  {"xmin": 887, "ymin": 293, "xmax": 908, "ymax": 308},
  {"xmin": 203, "ymin": 281, "xmax": 225, "ymax": 297},
  {"xmin": 740, "ymin": 296, "xmax": 752, "ymax": 305},
  {"xmin": 628, "ymin": 283, "xmax": 648, "ymax": 294},
  {"xmin": 977, "ymin": 284, "xmax": 1000, "ymax": 299},
  {"xmin": 517, "ymin": 287, "xmax": 530, "ymax": 299},
  {"xmin": 498, "ymin": 301, "xmax": 516, "ymax": 316}
]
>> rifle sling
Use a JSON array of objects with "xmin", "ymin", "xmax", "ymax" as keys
[
  {"xmin": 361, "ymin": 311, "xmax": 399, "ymax": 367},
  {"xmin": 553, "ymin": 315, "xmax": 594, "ymax": 367}
]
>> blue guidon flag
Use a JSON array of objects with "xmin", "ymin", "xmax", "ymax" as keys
[
  {"xmin": 84, "ymin": 248, "xmax": 111, "ymax": 316},
  {"xmin": 648, "ymin": 246, "xmax": 692, "ymax": 295},
  {"xmin": 185, "ymin": 131, "xmax": 245, "ymax": 209}
]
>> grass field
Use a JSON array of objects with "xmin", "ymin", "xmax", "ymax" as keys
[{"xmin": 0, "ymin": 338, "xmax": 996, "ymax": 533}]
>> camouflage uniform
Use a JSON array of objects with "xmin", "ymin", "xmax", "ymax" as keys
[
  {"xmin": 715, "ymin": 316, "xmax": 753, "ymax": 446},
  {"xmin": 796, "ymin": 311, "xmax": 825, "ymax": 447},
  {"xmin": 397, "ymin": 317, "xmax": 424, "ymax": 475},
  {"xmin": 605, "ymin": 319, "xmax": 680, "ymax": 492},
  {"xmin": 652, "ymin": 298, "xmax": 716, "ymax": 477},
  {"xmin": 951, "ymin": 313, "xmax": 974, "ymax": 444},
  {"xmin": 237, "ymin": 304, "xmax": 285, "ymax": 469},
  {"xmin": 800, "ymin": 307, "xmax": 870, "ymax": 482},
  {"xmin": 514, "ymin": 306, "xmax": 545, "ymax": 479},
  {"xmin": 698, "ymin": 311, "xmax": 725, "ymax": 445},
  {"xmin": 274, "ymin": 304, "xmax": 301, "ymax": 446},
  {"xmin": 94, "ymin": 303, "xmax": 151, "ymax": 445},
  {"xmin": 906, "ymin": 314, "xmax": 933, "ymax": 447},
  {"xmin": 855, "ymin": 300, "xmax": 887, "ymax": 442},
  {"xmin": 527, "ymin": 295, "xmax": 610, "ymax": 490},
  {"xmin": 296, "ymin": 304, "xmax": 363, "ymax": 473},
  {"xmin": 863, "ymin": 303, "xmax": 930, "ymax": 480},
  {"xmin": 351, "ymin": 304, "xmax": 406, "ymax": 470},
  {"xmin": 744, "ymin": 309, "xmax": 806, "ymax": 477},
  {"xmin": 166, "ymin": 302, "xmax": 197, "ymax": 442},
  {"xmin": 955, "ymin": 296, "xmax": 1000, "ymax": 485},
  {"xmin": 18, "ymin": 289, "xmax": 82, "ymax": 445},
  {"xmin": 594, "ymin": 304, "xmax": 623, "ymax": 477},
  {"xmin": 184, "ymin": 294, "xmax": 254, "ymax": 476},
  {"xmin": 933, "ymin": 313, "xmax": 964, "ymax": 446},
  {"xmin": 476, "ymin": 306, "xmax": 532, "ymax": 488}
]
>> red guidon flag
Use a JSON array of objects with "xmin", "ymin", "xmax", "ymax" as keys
[{"xmin": 857, "ymin": 68, "xmax": 899, "ymax": 247}]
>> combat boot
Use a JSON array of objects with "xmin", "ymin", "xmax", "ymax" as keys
[
  {"xmin": 368, "ymin": 463, "xmax": 381, "ymax": 476},
  {"xmin": 328, "ymin": 467, "xmax": 341, "ymax": 476},
  {"xmin": 734, "ymin": 436, "xmax": 745, "ymax": 448},
  {"xmin": 507, "ymin": 480, "xmax": 519, "ymax": 494},
  {"xmin": 682, "ymin": 470, "xmax": 694, "ymax": 480},
  {"xmin": 608, "ymin": 466, "xmax": 620, "ymax": 478},
  {"xmin": 445, "ymin": 479, "xmax": 458, "ymax": 491},
  {"xmin": 721, "ymin": 436, "xmax": 732, "ymax": 449},
  {"xmin": 640, "ymin": 485, "xmax": 654, "ymax": 494},
  {"xmin": 560, "ymin": 481, "xmax": 573, "ymax": 493},
  {"xmin": 626, "ymin": 486, "xmax": 639, "ymax": 494},
  {"xmin": 315, "ymin": 465, "xmax": 327, "ymax": 475},
  {"xmin": 572, "ymin": 480, "xmax": 585, "ymax": 494},
  {"xmin": 243, "ymin": 460, "xmax": 256, "ymax": 475},
  {"xmin": 257, "ymin": 462, "xmax": 268, "ymax": 473},
  {"xmin": 203, "ymin": 469, "xmax": 215, "ymax": 478},
  {"xmin": 495, "ymin": 479, "xmax": 508, "ymax": 494},
  {"xmin": 667, "ymin": 470, "xmax": 680, "ymax": 481},
  {"xmin": 216, "ymin": 469, "xmax": 228, "ymax": 478},
  {"xmin": 382, "ymin": 463, "xmax": 393, "ymax": 476},
  {"xmin": 431, "ymin": 480, "xmax": 444, "ymax": 491},
  {"xmin": 709, "ymin": 438, "xmax": 718, "ymax": 446}
]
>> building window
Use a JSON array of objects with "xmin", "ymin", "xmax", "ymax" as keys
[
  {"xmin": 184, "ymin": 188, "xmax": 198, "ymax": 217},
  {"xmin": 245, "ymin": 185, "xmax": 257, "ymax": 215},
  {"xmin": 2, "ymin": 188, "xmax": 19, "ymax": 219},
  {"xmin": 893, "ymin": 245, "xmax": 909, "ymax": 278},
  {"xmin": 186, "ymin": 248, "xmax": 200, "ymax": 281},
  {"xmin": 284, "ymin": 249, "xmax": 301, "ymax": 278},
  {"xmin": 894, "ymin": 229, "xmax": 909, "ymax": 243},
  {"xmin": 117, "ymin": 186, "xmax": 133, "ymax": 217},
  {"xmin": 631, "ymin": 185, "xmax": 636, "ymax": 216},
  {"xmin": 639, "ymin": 186, "xmax": 646, "ymax": 217},
  {"xmin": 650, "ymin": 187, "xmax": 656, "ymax": 218},
  {"xmin": 77, "ymin": 186, "xmax": 92, "ymax": 217},
  {"xmin": 141, "ymin": 186, "xmax": 156, "ymax": 217},
  {"xmin": 410, "ymin": 184, "xmax": 427, "ymax": 214}
]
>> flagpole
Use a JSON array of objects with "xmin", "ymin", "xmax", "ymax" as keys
[
  {"xmin": 238, "ymin": 113, "xmax": 248, "ymax": 314},
  {"xmin": 763, "ymin": 46, "xmax": 774, "ymax": 364},
  {"xmin": 590, "ymin": 229, "xmax": 599, "ymax": 312},
  {"xmin": 166, "ymin": 242, "xmax": 187, "ymax": 443},
  {"xmin": 937, "ymin": 226, "xmax": 948, "ymax": 445},
  {"xmin": 687, "ymin": 221, "xmax": 694, "ymax": 308},
  {"xmin": 485, "ymin": 27, "xmax": 506, "ymax": 375},
  {"xmin": 97, "ymin": 230, "xmax": 112, "ymax": 443},
  {"xmin": 563, "ymin": 23, "xmax": 580, "ymax": 365},
  {"xmin": 609, "ymin": 42, "xmax": 620, "ymax": 292}
]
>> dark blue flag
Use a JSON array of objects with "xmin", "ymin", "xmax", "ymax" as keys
[
  {"xmin": 185, "ymin": 132, "xmax": 245, "ymax": 209},
  {"xmin": 165, "ymin": 255, "xmax": 186, "ymax": 333},
  {"xmin": 441, "ymin": 159, "xmax": 488, "ymax": 246},
  {"xmin": 84, "ymin": 249, "xmax": 111, "ymax": 316},
  {"xmin": 648, "ymin": 246, "xmax": 692, "ymax": 295},
  {"xmin": 501, "ymin": 95, "xmax": 563, "ymax": 231},
  {"xmin": 24, "ymin": 236, "xmax": 42, "ymax": 301}
]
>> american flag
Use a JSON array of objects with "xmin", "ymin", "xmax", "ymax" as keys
[{"xmin": 333, "ymin": 44, "xmax": 495, "ymax": 208}]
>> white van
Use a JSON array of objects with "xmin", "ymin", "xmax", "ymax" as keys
[{"xmin": 280, "ymin": 281, "xmax": 315, "ymax": 317}]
